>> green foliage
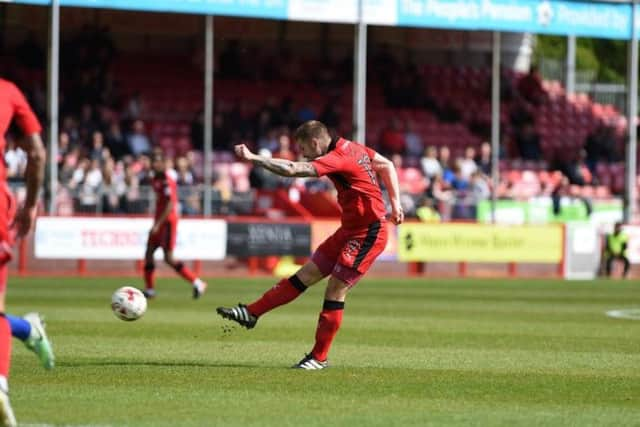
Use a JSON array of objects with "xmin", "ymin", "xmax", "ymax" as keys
[
  {"xmin": 535, "ymin": 35, "xmax": 629, "ymax": 83},
  {"xmin": 7, "ymin": 276, "xmax": 640, "ymax": 426}
]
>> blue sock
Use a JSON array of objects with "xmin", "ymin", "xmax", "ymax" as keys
[{"xmin": 7, "ymin": 314, "xmax": 31, "ymax": 341}]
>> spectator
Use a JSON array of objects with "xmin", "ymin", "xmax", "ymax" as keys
[
  {"xmin": 416, "ymin": 197, "xmax": 441, "ymax": 222},
  {"xmin": 58, "ymin": 131, "xmax": 73, "ymax": 162},
  {"xmin": 257, "ymin": 129, "xmax": 279, "ymax": 153},
  {"xmin": 584, "ymin": 124, "xmax": 617, "ymax": 172},
  {"xmin": 515, "ymin": 122, "xmax": 542, "ymax": 160},
  {"xmin": 392, "ymin": 154, "xmax": 427, "ymax": 195},
  {"xmin": 296, "ymin": 102, "xmax": 316, "ymax": 123},
  {"xmin": 121, "ymin": 161, "xmax": 142, "ymax": 213},
  {"xmin": 5, "ymin": 138, "xmax": 27, "ymax": 181},
  {"xmin": 175, "ymin": 156, "xmax": 194, "ymax": 186},
  {"xmin": 249, "ymin": 148, "xmax": 282, "ymax": 190},
  {"xmin": 59, "ymin": 148, "xmax": 80, "ymax": 186},
  {"xmin": 459, "ymin": 146, "xmax": 478, "ymax": 180},
  {"xmin": 405, "ymin": 121, "xmax": 424, "ymax": 161},
  {"xmin": 450, "ymin": 161, "xmax": 470, "ymax": 191},
  {"xmin": 89, "ymin": 131, "xmax": 105, "ymax": 162},
  {"xmin": 136, "ymin": 154, "xmax": 152, "ymax": 185},
  {"xmin": 100, "ymin": 158, "xmax": 125, "ymax": 213},
  {"xmin": 175, "ymin": 156, "xmax": 198, "ymax": 216},
  {"xmin": 517, "ymin": 65, "xmax": 547, "ymax": 106},
  {"xmin": 125, "ymin": 92, "xmax": 145, "ymax": 121},
  {"xmin": 105, "ymin": 121, "xmax": 129, "ymax": 159},
  {"xmin": 426, "ymin": 174, "xmax": 453, "ymax": 208},
  {"xmin": 273, "ymin": 134, "xmax": 296, "ymax": 161},
  {"xmin": 127, "ymin": 120, "xmax": 151, "ymax": 156},
  {"xmin": 78, "ymin": 103, "xmax": 98, "ymax": 144},
  {"xmin": 470, "ymin": 171, "xmax": 491, "ymax": 203},
  {"xmin": 439, "ymin": 146, "xmax": 455, "ymax": 184},
  {"xmin": 420, "ymin": 146, "xmax": 442, "ymax": 179},
  {"xmin": 61, "ymin": 115, "xmax": 80, "ymax": 144},
  {"xmin": 380, "ymin": 118, "xmax": 405, "ymax": 155},
  {"xmin": 563, "ymin": 150, "xmax": 592, "ymax": 186},
  {"xmin": 76, "ymin": 158, "xmax": 103, "ymax": 211},
  {"xmin": 475, "ymin": 141, "xmax": 492, "ymax": 176}
]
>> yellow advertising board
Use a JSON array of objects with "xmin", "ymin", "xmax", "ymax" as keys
[{"xmin": 398, "ymin": 223, "xmax": 563, "ymax": 263}]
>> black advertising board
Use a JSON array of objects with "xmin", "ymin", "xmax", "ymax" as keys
[{"xmin": 227, "ymin": 222, "xmax": 311, "ymax": 256}]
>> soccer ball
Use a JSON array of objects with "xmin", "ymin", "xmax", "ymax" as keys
[{"xmin": 111, "ymin": 286, "xmax": 147, "ymax": 321}]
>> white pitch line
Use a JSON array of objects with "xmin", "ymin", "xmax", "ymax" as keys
[
  {"xmin": 21, "ymin": 424, "xmax": 115, "ymax": 427},
  {"xmin": 605, "ymin": 308, "xmax": 640, "ymax": 320}
]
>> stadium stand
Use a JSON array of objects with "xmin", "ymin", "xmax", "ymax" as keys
[{"xmin": 2, "ymin": 29, "xmax": 632, "ymax": 220}]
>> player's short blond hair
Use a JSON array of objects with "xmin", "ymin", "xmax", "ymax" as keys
[{"xmin": 294, "ymin": 120, "xmax": 329, "ymax": 143}]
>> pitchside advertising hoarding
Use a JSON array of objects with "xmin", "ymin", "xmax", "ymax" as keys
[
  {"xmin": 8, "ymin": 0, "xmax": 634, "ymax": 40},
  {"xmin": 35, "ymin": 217, "xmax": 227, "ymax": 260},
  {"xmin": 397, "ymin": 223, "xmax": 563, "ymax": 263},
  {"xmin": 226, "ymin": 222, "xmax": 311, "ymax": 256}
]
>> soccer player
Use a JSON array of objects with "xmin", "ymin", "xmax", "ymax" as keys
[
  {"xmin": 7, "ymin": 313, "xmax": 54, "ymax": 370},
  {"xmin": 0, "ymin": 78, "xmax": 48, "ymax": 426},
  {"xmin": 604, "ymin": 222, "xmax": 630, "ymax": 278},
  {"xmin": 143, "ymin": 151, "xmax": 207, "ymax": 299},
  {"xmin": 217, "ymin": 120, "xmax": 403, "ymax": 369}
]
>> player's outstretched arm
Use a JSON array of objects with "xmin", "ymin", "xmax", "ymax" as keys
[
  {"xmin": 371, "ymin": 152, "xmax": 404, "ymax": 225},
  {"xmin": 14, "ymin": 133, "xmax": 46, "ymax": 237},
  {"xmin": 235, "ymin": 144, "xmax": 318, "ymax": 178}
]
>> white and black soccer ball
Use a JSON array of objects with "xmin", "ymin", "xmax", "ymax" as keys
[{"xmin": 111, "ymin": 286, "xmax": 147, "ymax": 321}]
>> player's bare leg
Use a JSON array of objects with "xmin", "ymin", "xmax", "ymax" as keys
[
  {"xmin": 0, "ymin": 265, "xmax": 17, "ymax": 427},
  {"xmin": 293, "ymin": 275, "xmax": 349, "ymax": 370},
  {"xmin": 164, "ymin": 250, "xmax": 207, "ymax": 299},
  {"xmin": 142, "ymin": 243, "xmax": 157, "ymax": 299},
  {"xmin": 216, "ymin": 260, "xmax": 327, "ymax": 329}
]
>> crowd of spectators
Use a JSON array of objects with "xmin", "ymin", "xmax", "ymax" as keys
[{"xmin": 2, "ymin": 31, "xmax": 627, "ymax": 220}]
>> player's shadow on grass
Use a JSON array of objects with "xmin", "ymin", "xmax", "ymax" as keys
[{"xmin": 58, "ymin": 360, "xmax": 277, "ymax": 369}]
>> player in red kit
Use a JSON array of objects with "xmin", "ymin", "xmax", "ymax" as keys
[
  {"xmin": 217, "ymin": 120, "xmax": 403, "ymax": 369},
  {"xmin": 0, "ymin": 78, "xmax": 48, "ymax": 426},
  {"xmin": 143, "ymin": 152, "xmax": 207, "ymax": 299}
]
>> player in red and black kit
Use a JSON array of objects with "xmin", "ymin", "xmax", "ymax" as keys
[
  {"xmin": 0, "ymin": 78, "xmax": 48, "ymax": 426},
  {"xmin": 217, "ymin": 120, "xmax": 403, "ymax": 369},
  {"xmin": 143, "ymin": 151, "xmax": 207, "ymax": 299}
]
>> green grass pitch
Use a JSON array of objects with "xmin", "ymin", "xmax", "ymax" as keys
[{"xmin": 5, "ymin": 276, "xmax": 640, "ymax": 426}]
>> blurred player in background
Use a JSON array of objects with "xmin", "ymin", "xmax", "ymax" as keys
[
  {"xmin": 0, "ymin": 78, "xmax": 51, "ymax": 427},
  {"xmin": 217, "ymin": 120, "xmax": 403, "ymax": 370},
  {"xmin": 142, "ymin": 151, "xmax": 207, "ymax": 299}
]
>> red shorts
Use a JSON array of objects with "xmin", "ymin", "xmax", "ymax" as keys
[
  {"xmin": 147, "ymin": 221, "xmax": 177, "ymax": 252},
  {"xmin": 0, "ymin": 183, "xmax": 16, "ymax": 293},
  {"xmin": 311, "ymin": 220, "xmax": 387, "ymax": 287}
]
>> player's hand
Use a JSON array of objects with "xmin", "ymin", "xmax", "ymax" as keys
[
  {"xmin": 234, "ymin": 144, "xmax": 256, "ymax": 162},
  {"xmin": 390, "ymin": 205, "xmax": 404, "ymax": 225},
  {"xmin": 150, "ymin": 224, "xmax": 160, "ymax": 235},
  {"xmin": 14, "ymin": 205, "xmax": 37, "ymax": 238}
]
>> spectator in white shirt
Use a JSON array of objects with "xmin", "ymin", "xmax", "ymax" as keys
[{"xmin": 420, "ymin": 146, "xmax": 442, "ymax": 178}]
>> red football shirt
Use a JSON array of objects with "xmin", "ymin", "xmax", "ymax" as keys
[
  {"xmin": 312, "ymin": 137, "xmax": 387, "ymax": 229},
  {"xmin": 152, "ymin": 171, "xmax": 178, "ymax": 223},
  {"xmin": 0, "ymin": 79, "xmax": 42, "ymax": 181}
]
